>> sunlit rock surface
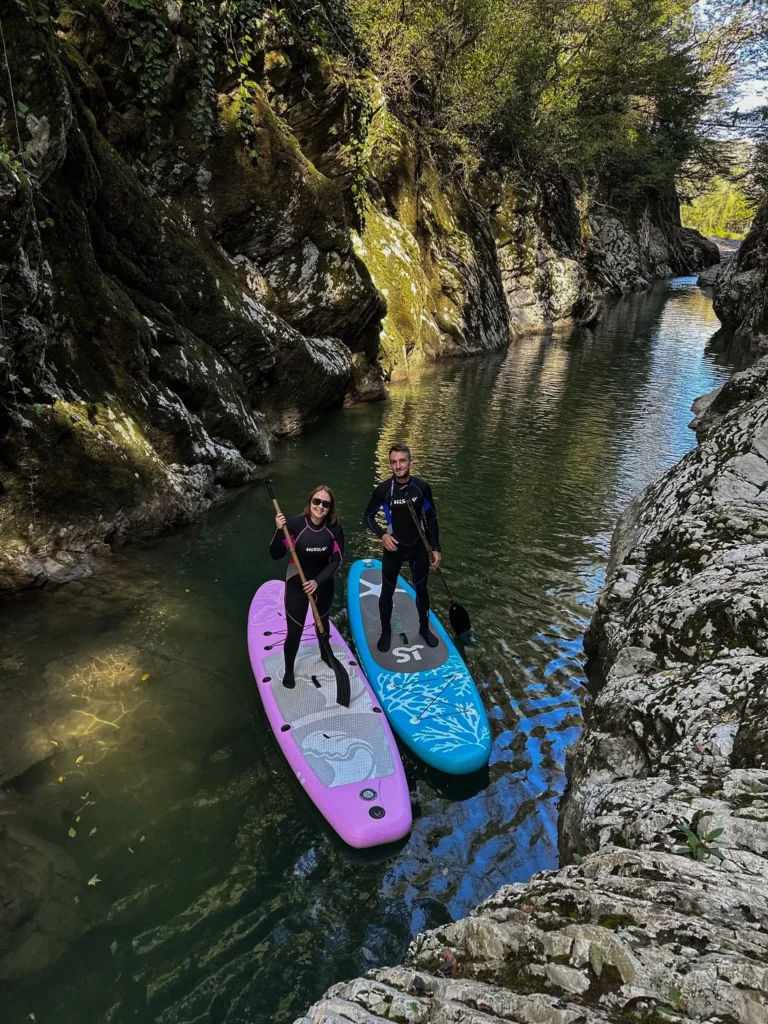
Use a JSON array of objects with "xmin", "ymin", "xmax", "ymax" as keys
[{"xmin": 299, "ymin": 845, "xmax": 768, "ymax": 1023}]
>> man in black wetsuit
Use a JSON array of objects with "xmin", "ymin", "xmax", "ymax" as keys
[{"xmin": 363, "ymin": 444, "xmax": 441, "ymax": 652}]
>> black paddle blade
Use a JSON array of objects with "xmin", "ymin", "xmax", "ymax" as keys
[
  {"xmin": 320, "ymin": 632, "xmax": 351, "ymax": 707},
  {"xmin": 449, "ymin": 601, "xmax": 472, "ymax": 636}
]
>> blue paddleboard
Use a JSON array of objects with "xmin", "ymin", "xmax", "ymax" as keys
[{"xmin": 346, "ymin": 558, "xmax": 491, "ymax": 774}]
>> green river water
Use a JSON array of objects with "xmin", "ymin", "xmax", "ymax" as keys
[{"xmin": 0, "ymin": 279, "xmax": 742, "ymax": 1023}]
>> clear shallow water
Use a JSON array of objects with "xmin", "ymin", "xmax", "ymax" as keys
[{"xmin": 0, "ymin": 279, "xmax": 741, "ymax": 1022}]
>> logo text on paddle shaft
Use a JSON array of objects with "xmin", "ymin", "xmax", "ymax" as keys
[{"xmin": 393, "ymin": 645, "xmax": 425, "ymax": 664}]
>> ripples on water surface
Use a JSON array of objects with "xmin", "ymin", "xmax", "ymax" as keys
[{"xmin": 0, "ymin": 280, "xmax": 742, "ymax": 1022}]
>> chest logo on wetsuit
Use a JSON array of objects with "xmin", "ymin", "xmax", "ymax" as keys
[
  {"xmin": 392, "ymin": 645, "xmax": 425, "ymax": 663},
  {"xmin": 390, "ymin": 497, "xmax": 418, "ymax": 506},
  {"xmin": 305, "ymin": 546, "xmax": 328, "ymax": 552}
]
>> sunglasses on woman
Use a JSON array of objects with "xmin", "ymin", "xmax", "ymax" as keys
[{"xmin": 311, "ymin": 497, "xmax": 331, "ymax": 509}]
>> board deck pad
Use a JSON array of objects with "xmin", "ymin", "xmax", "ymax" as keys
[
  {"xmin": 347, "ymin": 559, "xmax": 492, "ymax": 775},
  {"xmin": 358, "ymin": 569, "xmax": 450, "ymax": 673},
  {"xmin": 248, "ymin": 580, "xmax": 411, "ymax": 848},
  {"xmin": 263, "ymin": 646, "xmax": 395, "ymax": 788}
]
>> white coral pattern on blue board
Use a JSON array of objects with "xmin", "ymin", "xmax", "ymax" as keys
[{"xmin": 374, "ymin": 652, "xmax": 490, "ymax": 753}]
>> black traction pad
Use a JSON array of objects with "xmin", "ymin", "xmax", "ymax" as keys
[{"xmin": 358, "ymin": 568, "xmax": 449, "ymax": 673}]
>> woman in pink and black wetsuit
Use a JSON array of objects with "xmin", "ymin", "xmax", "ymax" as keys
[{"xmin": 269, "ymin": 484, "xmax": 345, "ymax": 689}]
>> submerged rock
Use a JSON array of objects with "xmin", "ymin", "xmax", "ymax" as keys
[{"xmin": 0, "ymin": 798, "xmax": 94, "ymax": 981}]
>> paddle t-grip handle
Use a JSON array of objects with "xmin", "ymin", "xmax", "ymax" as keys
[
  {"xmin": 268, "ymin": 480, "xmax": 326, "ymax": 635},
  {"xmin": 406, "ymin": 501, "xmax": 454, "ymax": 603}
]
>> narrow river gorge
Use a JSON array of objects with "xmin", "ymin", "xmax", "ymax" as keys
[{"xmin": 0, "ymin": 278, "xmax": 744, "ymax": 1024}]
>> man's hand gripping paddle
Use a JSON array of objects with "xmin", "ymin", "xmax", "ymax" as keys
[
  {"xmin": 267, "ymin": 480, "xmax": 351, "ymax": 707},
  {"xmin": 406, "ymin": 501, "xmax": 472, "ymax": 636}
]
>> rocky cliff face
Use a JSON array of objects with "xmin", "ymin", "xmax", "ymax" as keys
[
  {"xmin": 0, "ymin": 1, "xmax": 717, "ymax": 594},
  {"xmin": 713, "ymin": 204, "xmax": 768, "ymax": 355},
  {"xmin": 487, "ymin": 179, "xmax": 718, "ymax": 337},
  {"xmin": 297, "ymin": 353, "xmax": 768, "ymax": 1024}
]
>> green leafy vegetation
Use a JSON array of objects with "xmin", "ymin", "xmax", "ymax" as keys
[
  {"xmin": 712, "ymin": 2, "xmax": 768, "ymax": 211},
  {"xmin": 656, "ymin": 984, "xmax": 688, "ymax": 1018},
  {"xmin": 672, "ymin": 817, "xmax": 726, "ymax": 862},
  {"xmin": 106, "ymin": 0, "xmax": 363, "ymax": 156},
  {"xmin": 189, "ymin": 0, "xmax": 219, "ymax": 147},
  {"xmin": 681, "ymin": 178, "xmax": 754, "ymax": 238},
  {"xmin": 14, "ymin": 0, "xmax": 760, "ymax": 216},
  {"xmin": 347, "ymin": 81, "xmax": 374, "ymax": 222},
  {"xmin": 349, "ymin": 0, "xmax": 763, "ymax": 199},
  {"xmin": 681, "ymin": 165, "xmax": 756, "ymax": 238},
  {"xmin": 114, "ymin": 0, "xmax": 171, "ymax": 154}
]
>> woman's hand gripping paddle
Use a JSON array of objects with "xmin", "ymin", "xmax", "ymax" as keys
[
  {"xmin": 267, "ymin": 480, "xmax": 351, "ymax": 707},
  {"xmin": 406, "ymin": 501, "xmax": 472, "ymax": 636}
]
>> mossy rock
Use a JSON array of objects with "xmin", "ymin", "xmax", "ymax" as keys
[
  {"xmin": 353, "ymin": 204, "xmax": 442, "ymax": 374},
  {"xmin": 3, "ymin": 399, "xmax": 164, "ymax": 525}
]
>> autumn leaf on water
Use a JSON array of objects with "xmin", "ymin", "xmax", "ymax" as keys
[
  {"xmin": 76, "ymin": 755, "xmax": 84, "ymax": 765},
  {"xmin": 68, "ymin": 827, "xmax": 77, "ymax": 838},
  {"xmin": 29, "ymin": 1014, "xmax": 36, "ymax": 1021},
  {"xmin": 88, "ymin": 874, "xmax": 101, "ymax": 886},
  {"xmin": 58, "ymin": 775, "xmax": 65, "ymax": 782},
  {"xmin": 89, "ymin": 827, "xmax": 97, "ymax": 837},
  {"xmin": 139, "ymin": 835, "xmax": 146, "ymax": 843},
  {"xmin": 73, "ymin": 895, "xmax": 80, "ymax": 905},
  {"xmin": 128, "ymin": 846, "xmax": 135, "ymax": 854},
  {"xmin": 142, "ymin": 673, "xmax": 150, "ymax": 681}
]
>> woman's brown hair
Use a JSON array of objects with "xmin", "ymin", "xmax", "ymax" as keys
[{"xmin": 303, "ymin": 484, "xmax": 338, "ymax": 525}]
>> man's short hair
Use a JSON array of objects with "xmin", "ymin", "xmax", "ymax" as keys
[{"xmin": 389, "ymin": 444, "xmax": 412, "ymax": 461}]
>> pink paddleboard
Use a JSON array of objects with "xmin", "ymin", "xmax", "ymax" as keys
[{"xmin": 247, "ymin": 580, "xmax": 412, "ymax": 848}]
